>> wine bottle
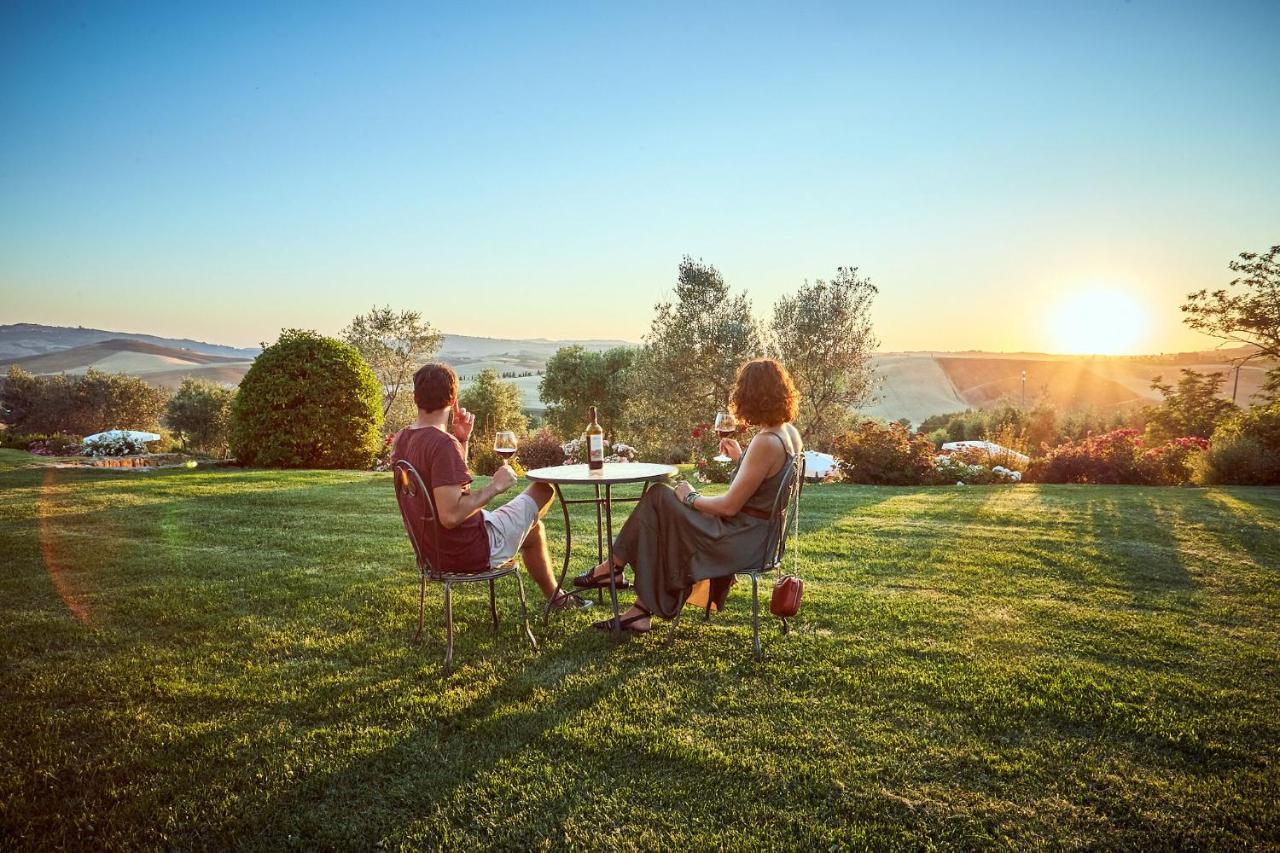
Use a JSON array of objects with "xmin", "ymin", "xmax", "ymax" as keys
[{"xmin": 584, "ymin": 406, "xmax": 605, "ymax": 471}]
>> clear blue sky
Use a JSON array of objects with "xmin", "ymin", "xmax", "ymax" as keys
[{"xmin": 2, "ymin": 1, "xmax": 1277, "ymax": 352}]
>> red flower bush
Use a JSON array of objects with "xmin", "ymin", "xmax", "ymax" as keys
[
  {"xmin": 833, "ymin": 419, "xmax": 935, "ymax": 485},
  {"xmin": 518, "ymin": 427, "xmax": 567, "ymax": 471},
  {"xmin": 1027, "ymin": 429, "xmax": 1206, "ymax": 485}
]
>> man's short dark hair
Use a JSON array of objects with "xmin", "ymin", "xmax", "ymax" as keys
[{"xmin": 413, "ymin": 363, "xmax": 457, "ymax": 412}]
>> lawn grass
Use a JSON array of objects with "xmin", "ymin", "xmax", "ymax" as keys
[{"xmin": 1, "ymin": 457, "xmax": 1278, "ymax": 848}]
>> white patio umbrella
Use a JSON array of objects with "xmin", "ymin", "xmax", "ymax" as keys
[
  {"xmin": 802, "ymin": 450, "xmax": 838, "ymax": 481},
  {"xmin": 82, "ymin": 430, "xmax": 161, "ymax": 444},
  {"xmin": 940, "ymin": 440, "xmax": 1030, "ymax": 468}
]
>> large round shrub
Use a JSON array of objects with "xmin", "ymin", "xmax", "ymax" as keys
[{"xmin": 230, "ymin": 329, "xmax": 383, "ymax": 469}]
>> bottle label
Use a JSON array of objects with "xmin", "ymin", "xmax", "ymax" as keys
[{"xmin": 588, "ymin": 434, "xmax": 604, "ymax": 461}]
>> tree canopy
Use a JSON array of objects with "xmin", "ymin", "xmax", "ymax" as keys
[
  {"xmin": 341, "ymin": 305, "xmax": 443, "ymax": 422},
  {"xmin": 769, "ymin": 266, "xmax": 878, "ymax": 448},
  {"xmin": 1143, "ymin": 369, "xmax": 1236, "ymax": 443},
  {"xmin": 1182, "ymin": 243, "xmax": 1280, "ymax": 401},
  {"xmin": 539, "ymin": 345, "xmax": 636, "ymax": 438},
  {"xmin": 458, "ymin": 368, "xmax": 528, "ymax": 439},
  {"xmin": 628, "ymin": 257, "xmax": 762, "ymax": 446}
]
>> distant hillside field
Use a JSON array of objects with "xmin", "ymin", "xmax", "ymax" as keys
[
  {"xmin": 859, "ymin": 350, "xmax": 1269, "ymax": 425},
  {"xmin": 3, "ymin": 323, "xmax": 1269, "ymax": 423},
  {"xmin": 0, "ymin": 339, "xmax": 254, "ymax": 390}
]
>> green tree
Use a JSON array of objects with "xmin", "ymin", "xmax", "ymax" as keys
[
  {"xmin": 459, "ymin": 369, "xmax": 529, "ymax": 475},
  {"xmin": 629, "ymin": 257, "xmax": 762, "ymax": 448},
  {"xmin": 165, "ymin": 378, "xmax": 236, "ymax": 456},
  {"xmin": 341, "ymin": 305, "xmax": 443, "ymax": 422},
  {"xmin": 539, "ymin": 345, "xmax": 636, "ymax": 438},
  {"xmin": 459, "ymin": 368, "xmax": 528, "ymax": 438},
  {"xmin": 1143, "ymin": 369, "xmax": 1236, "ymax": 443},
  {"xmin": 0, "ymin": 366, "xmax": 167, "ymax": 435},
  {"xmin": 769, "ymin": 267, "xmax": 879, "ymax": 448},
  {"xmin": 1182, "ymin": 243, "xmax": 1280, "ymax": 401},
  {"xmin": 0, "ymin": 366, "xmax": 39, "ymax": 429},
  {"xmin": 229, "ymin": 330, "xmax": 383, "ymax": 469}
]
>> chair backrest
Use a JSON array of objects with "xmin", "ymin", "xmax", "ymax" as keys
[
  {"xmin": 755, "ymin": 451, "xmax": 805, "ymax": 573},
  {"xmin": 393, "ymin": 459, "xmax": 444, "ymax": 573}
]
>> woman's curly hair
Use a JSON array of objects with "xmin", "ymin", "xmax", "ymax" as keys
[{"xmin": 730, "ymin": 358, "xmax": 799, "ymax": 427}]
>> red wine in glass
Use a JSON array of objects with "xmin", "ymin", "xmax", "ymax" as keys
[
  {"xmin": 494, "ymin": 431, "xmax": 518, "ymax": 462},
  {"xmin": 712, "ymin": 412, "xmax": 737, "ymax": 462}
]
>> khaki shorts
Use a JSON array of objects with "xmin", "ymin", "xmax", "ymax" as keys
[{"xmin": 482, "ymin": 493, "xmax": 539, "ymax": 568}]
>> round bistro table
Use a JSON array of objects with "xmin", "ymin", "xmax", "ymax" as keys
[{"xmin": 524, "ymin": 462, "xmax": 678, "ymax": 637}]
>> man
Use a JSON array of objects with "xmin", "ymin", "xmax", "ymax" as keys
[{"xmin": 392, "ymin": 363, "xmax": 588, "ymax": 610}]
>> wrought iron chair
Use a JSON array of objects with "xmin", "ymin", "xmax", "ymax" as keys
[
  {"xmin": 393, "ymin": 459, "xmax": 537, "ymax": 676},
  {"xmin": 666, "ymin": 452, "xmax": 805, "ymax": 660}
]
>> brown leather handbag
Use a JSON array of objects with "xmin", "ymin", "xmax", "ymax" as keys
[{"xmin": 770, "ymin": 574, "xmax": 803, "ymax": 618}]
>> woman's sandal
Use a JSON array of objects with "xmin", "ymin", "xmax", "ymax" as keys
[
  {"xmin": 592, "ymin": 605, "xmax": 652, "ymax": 634},
  {"xmin": 572, "ymin": 567, "xmax": 630, "ymax": 590}
]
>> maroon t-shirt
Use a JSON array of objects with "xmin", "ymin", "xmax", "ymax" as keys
[{"xmin": 393, "ymin": 426, "xmax": 489, "ymax": 570}]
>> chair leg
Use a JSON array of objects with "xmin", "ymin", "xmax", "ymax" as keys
[
  {"xmin": 665, "ymin": 605, "xmax": 683, "ymax": 647},
  {"xmin": 412, "ymin": 572, "xmax": 426, "ymax": 644},
  {"xmin": 489, "ymin": 579, "xmax": 499, "ymax": 631},
  {"xmin": 442, "ymin": 580, "xmax": 454, "ymax": 677},
  {"xmin": 704, "ymin": 600, "xmax": 713, "ymax": 622},
  {"xmin": 515, "ymin": 568, "xmax": 538, "ymax": 653},
  {"xmin": 751, "ymin": 574, "xmax": 762, "ymax": 661}
]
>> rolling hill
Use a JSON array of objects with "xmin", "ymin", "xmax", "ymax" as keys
[
  {"xmin": 0, "ymin": 339, "xmax": 255, "ymax": 390},
  {"xmin": 0, "ymin": 323, "xmax": 259, "ymax": 360},
  {"xmin": 858, "ymin": 349, "xmax": 1270, "ymax": 425},
  {"xmin": 2, "ymin": 323, "xmax": 1270, "ymax": 423}
]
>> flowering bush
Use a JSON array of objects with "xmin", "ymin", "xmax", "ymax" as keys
[
  {"xmin": 929, "ymin": 453, "xmax": 1021, "ymax": 485},
  {"xmin": 1142, "ymin": 436, "xmax": 1209, "ymax": 485},
  {"xmin": 520, "ymin": 427, "xmax": 567, "ymax": 470},
  {"xmin": 82, "ymin": 433, "xmax": 152, "ymax": 457},
  {"xmin": 0, "ymin": 432, "xmax": 83, "ymax": 455},
  {"xmin": 561, "ymin": 437, "xmax": 583, "ymax": 465},
  {"xmin": 833, "ymin": 420, "xmax": 935, "ymax": 485},
  {"xmin": 1027, "ymin": 429, "xmax": 1206, "ymax": 485},
  {"xmin": 562, "ymin": 437, "xmax": 636, "ymax": 465}
]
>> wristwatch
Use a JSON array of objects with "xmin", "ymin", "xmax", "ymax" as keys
[{"xmin": 683, "ymin": 490, "xmax": 700, "ymax": 507}]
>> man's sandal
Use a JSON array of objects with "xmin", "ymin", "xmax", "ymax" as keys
[
  {"xmin": 549, "ymin": 592, "xmax": 593, "ymax": 611},
  {"xmin": 572, "ymin": 567, "xmax": 630, "ymax": 590}
]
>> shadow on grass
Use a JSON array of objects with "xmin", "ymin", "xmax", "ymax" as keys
[
  {"xmin": 1199, "ymin": 488, "xmax": 1280, "ymax": 572},
  {"xmin": 1081, "ymin": 489, "xmax": 1193, "ymax": 606}
]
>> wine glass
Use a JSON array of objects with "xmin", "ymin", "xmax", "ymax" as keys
[
  {"xmin": 493, "ymin": 431, "xmax": 518, "ymax": 464},
  {"xmin": 712, "ymin": 411, "xmax": 737, "ymax": 463}
]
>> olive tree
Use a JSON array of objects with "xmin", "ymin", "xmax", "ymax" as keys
[
  {"xmin": 1182, "ymin": 243, "xmax": 1280, "ymax": 401},
  {"xmin": 628, "ymin": 257, "xmax": 762, "ymax": 449},
  {"xmin": 341, "ymin": 305, "xmax": 443, "ymax": 424},
  {"xmin": 769, "ymin": 267, "xmax": 879, "ymax": 448}
]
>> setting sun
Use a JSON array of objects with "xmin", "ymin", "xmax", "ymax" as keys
[{"xmin": 1049, "ymin": 287, "xmax": 1150, "ymax": 355}]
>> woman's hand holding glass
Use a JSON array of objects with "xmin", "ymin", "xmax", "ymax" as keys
[{"xmin": 712, "ymin": 411, "xmax": 738, "ymax": 463}]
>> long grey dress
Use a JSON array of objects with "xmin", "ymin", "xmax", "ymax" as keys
[{"xmin": 612, "ymin": 432, "xmax": 796, "ymax": 619}]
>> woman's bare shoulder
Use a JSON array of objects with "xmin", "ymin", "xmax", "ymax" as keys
[{"xmin": 785, "ymin": 423, "xmax": 803, "ymax": 452}]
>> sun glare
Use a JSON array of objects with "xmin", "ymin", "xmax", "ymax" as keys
[{"xmin": 1049, "ymin": 287, "xmax": 1149, "ymax": 355}]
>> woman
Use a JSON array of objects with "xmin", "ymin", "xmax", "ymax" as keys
[{"xmin": 574, "ymin": 358, "xmax": 803, "ymax": 633}]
